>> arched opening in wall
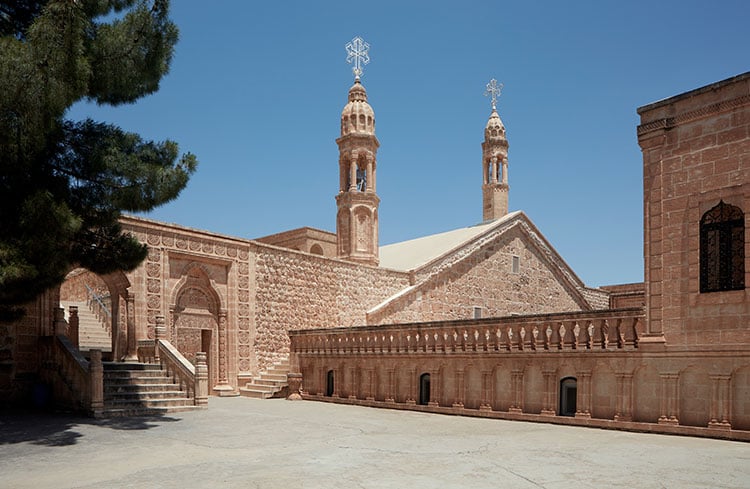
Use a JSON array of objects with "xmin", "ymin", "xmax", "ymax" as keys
[
  {"xmin": 700, "ymin": 200, "xmax": 744, "ymax": 292},
  {"xmin": 310, "ymin": 244, "xmax": 324, "ymax": 256},
  {"xmin": 171, "ymin": 265, "xmax": 221, "ymax": 390},
  {"xmin": 419, "ymin": 373, "xmax": 431, "ymax": 405},
  {"xmin": 559, "ymin": 377, "xmax": 577, "ymax": 416},
  {"xmin": 356, "ymin": 165, "xmax": 367, "ymax": 191},
  {"xmin": 59, "ymin": 268, "xmax": 130, "ymax": 360},
  {"xmin": 326, "ymin": 370, "xmax": 335, "ymax": 397}
]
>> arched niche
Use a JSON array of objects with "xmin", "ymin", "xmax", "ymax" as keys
[
  {"xmin": 59, "ymin": 267, "xmax": 131, "ymax": 360},
  {"xmin": 169, "ymin": 264, "xmax": 222, "ymax": 389}
]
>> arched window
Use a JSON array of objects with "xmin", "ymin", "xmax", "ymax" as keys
[
  {"xmin": 418, "ymin": 373, "xmax": 431, "ymax": 405},
  {"xmin": 326, "ymin": 370, "xmax": 335, "ymax": 397},
  {"xmin": 559, "ymin": 377, "xmax": 577, "ymax": 416},
  {"xmin": 700, "ymin": 201, "xmax": 745, "ymax": 293}
]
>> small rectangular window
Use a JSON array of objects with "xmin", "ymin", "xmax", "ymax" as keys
[
  {"xmin": 512, "ymin": 255, "xmax": 520, "ymax": 274},
  {"xmin": 473, "ymin": 306, "xmax": 482, "ymax": 319}
]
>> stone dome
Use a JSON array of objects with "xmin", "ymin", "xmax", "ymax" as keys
[
  {"xmin": 341, "ymin": 78, "xmax": 375, "ymax": 136},
  {"xmin": 484, "ymin": 108, "xmax": 506, "ymax": 140}
]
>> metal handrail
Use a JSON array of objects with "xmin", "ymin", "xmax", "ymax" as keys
[{"xmin": 85, "ymin": 283, "xmax": 111, "ymax": 319}]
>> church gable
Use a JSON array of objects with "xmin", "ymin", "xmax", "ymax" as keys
[{"xmin": 368, "ymin": 214, "xmax": 598, "ymax": 324}]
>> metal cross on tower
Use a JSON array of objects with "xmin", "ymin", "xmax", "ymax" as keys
[
  {"xmin": 484, "ymin": 78, "xmax": 503, "ymax": 110},
  {"xmin": 346, "ymin": 36, "xmax": 370, "ymax": 78}
]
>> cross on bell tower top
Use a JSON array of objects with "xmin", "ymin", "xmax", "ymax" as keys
[
  {"xmin": 346, "ymin": 36, "xmax": 370, "ymax": 79},
  {"xmin": 484, "ymin": 78, "xmax": 503, "ymax": 111}
]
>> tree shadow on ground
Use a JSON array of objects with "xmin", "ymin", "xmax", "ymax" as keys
[{"xmin": 0, "ymin": 410, "xmax": 181, "ymax": 447}]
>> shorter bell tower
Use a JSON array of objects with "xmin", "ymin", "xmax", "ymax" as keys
[
  {"xmin": 482, "ymin": 78, "xmax": 509, "ymax": 221},
  {"xmin": 335, "ymin": 37, "xmax": 380, "ymax": 266}
]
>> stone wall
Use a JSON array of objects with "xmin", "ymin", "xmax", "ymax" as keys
[
  {"xmin": 122, "ymin": 217, "xmax": 251, "ymax": 390},
  {"xmin": 637, "ymin": 72, "xmax": 750, "ymax": 348},
  {"xmin": 601, "ymin": 283, "xmax": 646, "ymax": 309},
  {"xmin": 0, "ymin": 290, "xmax": 57, "ymax": 407},
  {"xmin": 369, "ymin": 226, "xmax": 586, "ymax": 324},
  {"xmin": 252, "ymin": 244, "xmax": 410, "ymax": 370},
  {"xmin": 290, "ymin": 309, "xmax": 750, "ymax": 441}
]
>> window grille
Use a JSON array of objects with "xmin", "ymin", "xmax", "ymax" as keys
[{"xmin": 700, "ymin": 201, "xmax": 744, "ymax": 292}]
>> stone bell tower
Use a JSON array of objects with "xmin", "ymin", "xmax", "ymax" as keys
[
  {"xmin": 482, "ymin": 78, "xmax": 509, "ymax": 221},
  {"xmin": 336, "ymin": 37, "xmax": 380, "ymax": 266}
]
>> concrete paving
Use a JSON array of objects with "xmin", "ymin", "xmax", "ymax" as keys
[{"xmin": 1, "ymin": 397, "xmax": 749, "ymax": 489}]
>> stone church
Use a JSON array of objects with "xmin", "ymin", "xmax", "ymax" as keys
[{"xmin": 1, "ymin": 68, "xmax": 748, "ymax": 440}]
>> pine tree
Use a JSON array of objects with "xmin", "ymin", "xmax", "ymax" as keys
[{"xmin": 0, "ymin": 0, "xmax": 197, "ymax": 314}]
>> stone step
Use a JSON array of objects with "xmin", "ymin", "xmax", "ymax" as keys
[
  {"xmin": 105, "ymin": 383, "xmax": 184, "ymax": 393},
  {"xmin": 104, "ymin": 397, "xmax": 194, "ymax": 409},
  {"xmin": 252, "ymin": 378, "xmax": 286, "ymax": 388},
  {"xmin": 105, "ymin": 377, "xmax": 177, "ymax": 386},
  {"xmin": 105, "ymin": 390, "xmax": 187, "ymax": 401},
  {"xmin": 100, "ymin": 405, "xmax": 199, "ymax": 417},
  {"xmin": 260, "ymin": 373, "xmax": 288, "ymax": 382},
  {"xmin": 104, "ymin": 362, "xmax": 161, "ymax": 371},
  {"xmin": 239, "ymin": 387, "xmax": 274, "ymax": 399}
]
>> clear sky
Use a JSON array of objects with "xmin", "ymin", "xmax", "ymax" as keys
[{"xmin": 67, "ymin": 0, "xmax": 749, "ymax": 287}]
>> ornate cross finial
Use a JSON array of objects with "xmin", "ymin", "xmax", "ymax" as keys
[
  {"xmin": 346, "ymin": 36, "xmax": 370, "ymax": 78},
  {"xmin": 484, "ymin": 78, "xmax": 503, "ymax": 110}
]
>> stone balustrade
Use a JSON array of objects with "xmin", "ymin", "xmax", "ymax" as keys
[
  {"xmin": 290, "ymin": 308, "xmax": 644, "ymax": 356},
  {"xmin": 40, "ymin": 334, "xmax": 103, "ymax": 416},
  {"xmin": 156, "ymin": 339, "xmax": 209, "ymax": 406}
]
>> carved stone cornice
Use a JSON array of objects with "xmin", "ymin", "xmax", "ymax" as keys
[{"xmin": 637, "ymin": 94, "xmax": 750, "ymax": 137}]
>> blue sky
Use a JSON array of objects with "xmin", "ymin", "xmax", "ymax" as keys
[{"xmin": 68, "ymin": 1, "xmax": 749, "ymax": 287}]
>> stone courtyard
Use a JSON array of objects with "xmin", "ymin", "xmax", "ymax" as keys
[{"xmin": 1, "ymin": 397, "xmax": 748, "ymax": 488}]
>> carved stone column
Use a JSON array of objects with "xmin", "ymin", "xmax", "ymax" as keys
[
  {"xmin": 508, "ymin": 369, "xmax": 524, "ymax": 413},
  {"xmin": 213, "ymin": 310, "xmax": 233, "ymax": 396},
  {"xmin": 614, "ymin": 373, "xmax": 634, "ymax": 422},
  {"xmin": 405, "ymin": 367, "xmax": 416, "ymax": 405},
  {"xmin": 575, "ymin": 371, "xmax": 592, "ymax": 418},
  {"xmin": 452, "ymin": 369, "xmax": 465, "ymax": 408},
  {"xmin": 287, "ymin": 372, "xmax": 303, "ymax": 401},
  {"xmin": 366, "ymin": 368, "xmax": 375, "ymax": 401},
  {"xmin": 125, "ymin": 292, "xmax": 137, "ymax": 361},
  {"xmin": 365, "ymin": 155, "xmax": 374, "ymax": 192},
  {"xmin": 154, "ymin": 315, "xmax": 166, "ymax": 363},
  {"xmin": 89, "ymin": 349, "xmax": 104, "ymax": 417},
  {"xmin": 479, "ymin": 370, "xmax": 493, "ymax": 411},
  {"xmin": 349, "ymin": 366, "xmax": 358, "ymax": 400},
  {"xmin": 54, "ymin": 307, "xmax": 67, "ymax": 336},
  {"xmin": 708, "ymin": 374, "xmax": 731, "ymax": 429},
  {"xmin": 658, "ymin": 373, "xmax": 679, "ymax": 425},
  {"xmin": 349, "ymin": 159, "xmax": 357, "ymax": 191},
  {"xmin": 385, "ymin": 368, "xmax": 395, "ymax": 403},
  {"xmin": 68, "ymin": 306, "xmax": 79, "ymax": 349},
  {"xmin": 541, "ymin": 369, "xmax": 556, "ymax": 416},
  {"xmin": 195, "ymin": 352, "xmax": 209, "ymax": 406},
  {"xmin": 428, "ymin": 369, "xmax": 440, "ymax": 407}
]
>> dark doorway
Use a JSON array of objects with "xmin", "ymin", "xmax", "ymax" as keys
[
  {"xmin": 560, "ymin": 377, "xmax": 577, "ymax": 416},
  {"xmin": 419, "ymin": 373, "xmax": 431, "ymax": 405},
  {"xmin": 326, "ymin": 370, "xmax": 335, "ymax": 397},
  {"xmin": 201, "ymin": 329, "xmax": 212, "ymax": 387}
]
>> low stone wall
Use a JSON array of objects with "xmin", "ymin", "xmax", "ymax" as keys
[{"xmin": 289, "ymin": 308, "xmax": 750, "ymax": 441}]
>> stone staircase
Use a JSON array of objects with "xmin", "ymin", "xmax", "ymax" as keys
[
  {"xmin": 61, "ymin": 300, "xmax": 111, "ymax": 353},
  {"xmin": 102, "ymin": 362, "xmax": 199, "ymax": 417},
  {"xmin": 239, "ymin": 357, "xmax": 290, "ymax": 399}
]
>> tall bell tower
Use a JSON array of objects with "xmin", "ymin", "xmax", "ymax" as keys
[
  {"xmin": 482, "ymin": 78, "xmax": 509, "ymax": 221},
  {"xmin": 336, "ymin": 37, "xmax": 380, "ymax": 266}
]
